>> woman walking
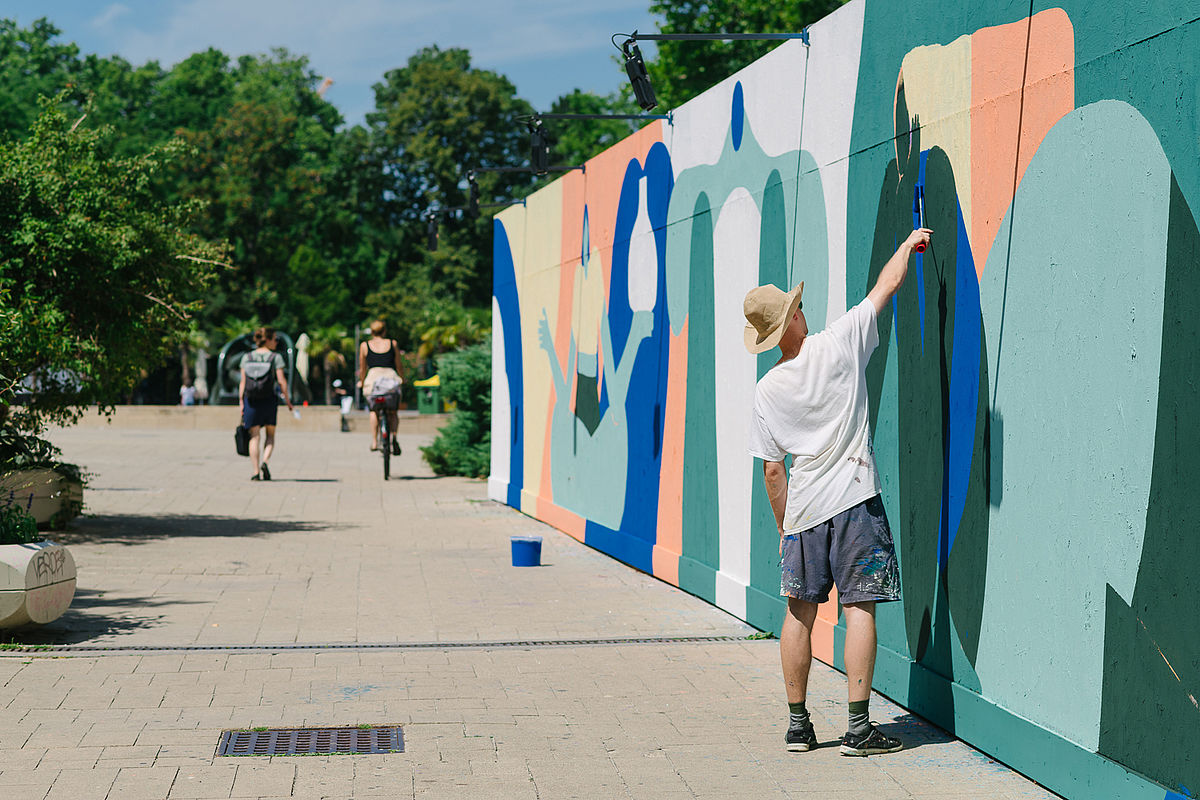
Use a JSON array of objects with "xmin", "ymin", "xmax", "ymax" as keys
[{"xmin": 240, "ymin": 327, "xmax": 294, "ymax": 480}]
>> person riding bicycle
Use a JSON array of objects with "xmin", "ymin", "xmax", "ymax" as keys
[{"xmin": 358, "ymin": 320, "xmax": 404, "ymax": 455}]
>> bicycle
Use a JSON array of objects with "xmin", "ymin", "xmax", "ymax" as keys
[{"xmin": 368, "ymin": 391, "xmax": 400, "ymax": 479}]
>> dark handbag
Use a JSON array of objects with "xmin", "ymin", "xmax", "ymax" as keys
[{"xmin": 234, "ymin": 424, "xmax": 250, "ymax": 457}]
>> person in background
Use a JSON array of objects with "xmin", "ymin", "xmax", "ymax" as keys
[
  {"xmin": 240, "ymin": 327, "xmax": 294, "ymax": 481},
  {"xmin": 358, "ymin": 320, "xmax": 404, "ymax": 455},
  {"xmin": 180, "ymin": 380, "xmax": 197, "ymax": 406}
]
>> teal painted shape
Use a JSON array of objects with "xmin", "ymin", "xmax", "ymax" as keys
[
  {"xmin": 975, "ymin": 101, "xmax": 1169, "ymax": 750},
  {"xmin": 537, "ymin": 304, "xmax": 653, "ymax": 529},
  {"xmin": 748, "ymin": 170, "xmax": 790, "ymax": 611},
  {"xmin": 790, "ymin": 150, "xmax": 829, "ymax": 323},
  {"xmin": 745, "ymin": 584, "xmax": 786, "ymax": 638},
  {"xmin": 678, "ymin": 192, "xmax": 719, "ymax": 603},
  {"xmin": 678, "ymin": 556, "xmax": 718, "ymax": 606},
  {"xmin": 868, "ymin": 641, "xmax": 1172, "ymax": 800}
]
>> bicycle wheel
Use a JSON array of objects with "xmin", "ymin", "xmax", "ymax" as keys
[{"xmin": 380, "ymin": 414, "xmax": 390, "ymax": 480}]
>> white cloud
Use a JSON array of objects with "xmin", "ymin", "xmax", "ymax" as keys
[{"xmin": 91, "ymin": 3, "xmax": 132, "ymax": 29}]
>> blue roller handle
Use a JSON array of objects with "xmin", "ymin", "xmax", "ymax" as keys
[{"xmin": 914, "ymin": 185, "xmax": 927, "ymax": 253}]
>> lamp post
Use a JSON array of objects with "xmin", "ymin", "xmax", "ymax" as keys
[{"xmin": 616, "ymin": 29, "xmax": 811, "ymax": 111}]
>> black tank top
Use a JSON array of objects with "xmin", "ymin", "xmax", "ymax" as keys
[{"xmin": 365, "ymin": 340, "xmax": 395, "ymax": 369}]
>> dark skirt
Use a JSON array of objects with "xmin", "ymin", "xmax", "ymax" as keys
[{"xmin": 242, "ymin": 398, "xmax": 278, "ymax": 429}]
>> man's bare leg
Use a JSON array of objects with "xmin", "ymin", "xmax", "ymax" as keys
[
  {"xmin": 839, "ymin": 600, "xmax": 901, "ymax": 754},
  {"xmin": 842, "ymin": 601, "xmax": 877, "ymax": 702},
  {"xmin": 781, "ymin": 597, "xmax": 817, "ymax": 703},
  {"xmin": 781, "ymin": 597, "xmax": 818, "ymax": 750}
]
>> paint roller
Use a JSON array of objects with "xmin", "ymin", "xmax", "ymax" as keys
[{"xmin": 914, "ymin": 184, "xmax": 927, "ymax": 253}]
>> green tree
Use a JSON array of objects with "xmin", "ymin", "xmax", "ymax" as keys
[
  {"xmin": 174, "ymin": 50, "xmax": 351, "ymax": 333},
  {"xmin": 420, "ymin": 338, "xmax": 491, "ymax": 478},
  {"xmin": 0, "ymin": 96, "xmax": 227, "ymax": 431},
  {"xmin": 367, "ymin": 46, "xmax": 537, "ymax": 310},
  {"xmin": 0, "ymin": 18, "xmax": 78, "ymax": 141},
  {"xmin": 646, "ymin": 0, "xmax": 848, "ymax": 109}
]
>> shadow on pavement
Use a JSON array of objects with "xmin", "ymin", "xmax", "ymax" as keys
[
  {"xmin": 49, "ymin": 513, "xmax": 343, "ymax": 546},
  {"xmin": 3, "ymin": 590, "xmax": 179, "ymax": 645},
  {"xmin": 877, "ymin": 713, "xmax": 958, "ymax": 752}
]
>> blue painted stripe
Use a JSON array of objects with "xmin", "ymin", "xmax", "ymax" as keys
[
  {"xmin": 493, "ymin": 220, "xmax": 524, "ymax": 509},
  {"xmin": 584, "ymin": 519, "xmax": 654, "ymax": 574}
]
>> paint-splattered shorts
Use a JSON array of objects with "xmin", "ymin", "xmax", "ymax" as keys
[{"xmin": 780, "ymin": 494, "xmax": 901, "ymax": 605}]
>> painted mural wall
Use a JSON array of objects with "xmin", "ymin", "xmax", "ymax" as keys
[{"xmin": 490, "ymin": 2, "xmax": 1200, "ymax": 798}]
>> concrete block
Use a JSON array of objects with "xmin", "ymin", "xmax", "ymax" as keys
[{"xmin": 0, "ymin": 541, "xmax": 77, "ymax": 628}]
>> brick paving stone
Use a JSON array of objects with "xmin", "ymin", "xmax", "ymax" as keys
[
  {"xmin": 107, "ymin": 767, "xmax": 180, "ymax": 800},
  {"xmin": 229, "ymin": 762, "xmax": 296, "ymax": 798},
  {"xmin": 168, "ymin": 765, "xmax": 237, "ymax": 799}
]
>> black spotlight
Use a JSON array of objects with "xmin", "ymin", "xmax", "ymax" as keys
[
  {"xmin": 467, "ymin": 171, "xmax": 480, "ymax": 218},
  {"xmin": 426, "ymin": 211, "xmax": 439, "ymax": 252},
  {"xmin": 622, "ymin": 34, "xmax": 657, "ymax": 111},
  {"xmin": 528, "ymin": 117, "xmax": 550, "ymax": 176}
]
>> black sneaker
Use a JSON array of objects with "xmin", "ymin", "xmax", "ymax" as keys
[
  {"xmin": 785, "ymin": 720, "xmax": 817, "ymax": 752},
  {"xmin": 840, "ymin": 724, "xmax": 902, "ymax": 756}
]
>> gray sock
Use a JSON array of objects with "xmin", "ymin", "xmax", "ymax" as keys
[
  {"xmin": 788, "ymin": 701, "xmax": 810, "ymax": 729},
  {"xmin": 847, "ymin": 699, "xmax": 870, "ymax": 736}
]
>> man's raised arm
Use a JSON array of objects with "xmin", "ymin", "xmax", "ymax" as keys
[{"xmin": 866, "ymin": 228, "xmax": 932, "ymax": 314}]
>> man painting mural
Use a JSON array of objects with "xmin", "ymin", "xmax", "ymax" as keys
[{"xmin": 745, "ymin": 226, "xmax": 931, "ymax": 756}]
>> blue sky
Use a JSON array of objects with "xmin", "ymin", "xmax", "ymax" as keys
[{"xmin": 6, "ymin": 0, "xmax": 662, "ymax": 127}]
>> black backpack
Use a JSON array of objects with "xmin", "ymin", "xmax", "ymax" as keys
[{"xmin": 243, "ymin": 354, "xmax": 276, "ymax": 401}]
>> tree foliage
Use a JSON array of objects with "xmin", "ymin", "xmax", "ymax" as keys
[
  {"xmin": 366, "ymin": 46, "xmax": 537, "ymax": 309},
  {"xmin": 420, "ymin": 339, "xmax": 491, "ymax": 478},
  {"xmin": 646, "ymin": 0, "xmax": 849, "ymax": 109},
  {"xmin": 0, "ymin": 96, "xmax": 227, "ymax": 430},
  {"xmin": 545, "ymin": 89, "xmax": 644, "ymax": 168}
]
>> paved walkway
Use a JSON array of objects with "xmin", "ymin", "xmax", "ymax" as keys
[{"xmin": 0, "ymin": 423, "xmax": 1061, "ymax": 799}]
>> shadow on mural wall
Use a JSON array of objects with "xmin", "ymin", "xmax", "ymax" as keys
[
  {"xmin": 865, "ymin": 75, "xmax": 991, "ymax": 723},
  {"xmin": 1098, "ymin": 175, "xmax": 1200, "ymax": 791}
]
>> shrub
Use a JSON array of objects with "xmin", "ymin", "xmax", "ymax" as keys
[
  {"xmin": 421, "ymin": 338, "xmax": 490, "ymax": 478},
  {"xmin": 0, "ymin": 493, "xmax": 37, "ymax": 545}
]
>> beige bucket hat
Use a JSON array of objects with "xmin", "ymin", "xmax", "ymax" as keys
[{"xmin": 743, "ymin": 282, "xmax": 804, "ymax": 354}]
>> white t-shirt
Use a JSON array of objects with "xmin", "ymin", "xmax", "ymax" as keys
[{"xmin": 748, "ymin": 298, "xmax": 882, "ymax": 533}]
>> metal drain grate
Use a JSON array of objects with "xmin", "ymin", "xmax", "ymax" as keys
[{"xmin": 217, "ymin": 725, "xmax": 404, "ymax": 756}]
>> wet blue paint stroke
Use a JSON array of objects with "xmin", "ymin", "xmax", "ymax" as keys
[
  {"xmin": 913, "ymin": 150, "xmax": 929, "ymax": 354},
  {"xmin": 945, "ymin": 199, "xmax": 981, "ymax": 560}
]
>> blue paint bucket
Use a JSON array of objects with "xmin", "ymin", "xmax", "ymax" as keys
[{"xmin": 510, "ymin": 536, "xmax": 542, "ymax": 567}]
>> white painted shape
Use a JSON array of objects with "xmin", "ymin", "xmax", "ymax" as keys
[
  {"xmin": 740, "ymin": 42, "xmax": 806, "ymax": 158},
  {"xmin": 800, "ymin": 0, "xmax": 865, "ymax": 320},
  {"xmin": 666, "ymin": 82, "xmax": 735, "ymax": 177},
  {"xmin": 715, "ymin": 571, "xmax": 748, "ymax": 620},
  {"xmin": 712, "ymin": 187, "xmax": 761, "ymax": 601},
  {"xmin": 627, "ymin": 176, "xmax": 658, "ymax": 312},
  {"xmin": 488, "ymin": 294, "xmax": 510, "ymax": 503}
]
